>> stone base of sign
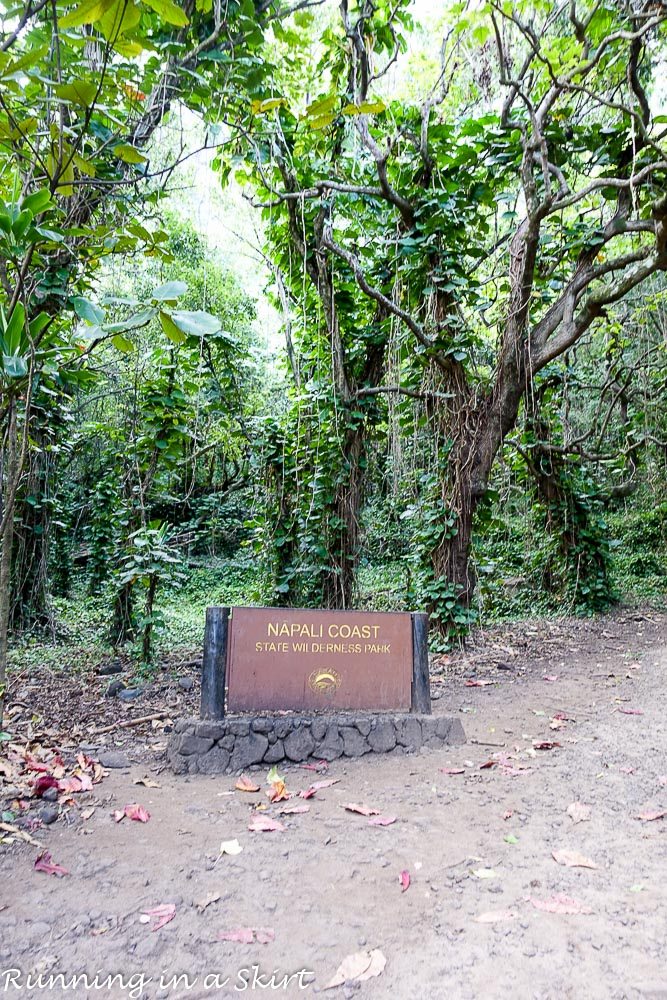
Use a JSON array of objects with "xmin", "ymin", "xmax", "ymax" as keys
[{"xmin": 167, "ymin": 713, "xmax": 465, "ymax": 775}]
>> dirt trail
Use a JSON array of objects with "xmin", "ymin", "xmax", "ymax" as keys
[{"xmin": 1, "ymin": 611, "xmax": 666, "ymax": 1000}]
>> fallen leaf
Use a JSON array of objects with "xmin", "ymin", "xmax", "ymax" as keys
[
  {"xmin": 124, "ymin": 803, "xmax": 150, "ymax": 823},
  {"xmin": 399, "ymin": 870, "xmax": 410, "ymax": 892},
  {"xmin": 277, "ymin": 804, "xmax": 310, "ymax": 815},
  {"xmin": 566, "ymin": 802, "xmax": 591, "ymax": 824},
  {"xmin": 32, "ymin": 775, "xmax": 59, "ymax": 798},
  {"xmin": 471, "ymin": 868, "xmax": 497, "ymax": 879},
  {"xmin": 235, "ymin": 775, "xmax": 260, "ymax": 793},
  {"xmin": 465, "ymin": 679, "xmax": 493, "ymax": 687},
  {"xmin": 368, "ymin": 815, "xmax": 396, "ymax": 827},
  {"xmin": 112, "ymin": 810, "xmax": 125, "ymax": 823},
  {"xmin": 440, "ymin": 767, "xmax": 465, "ymax": 775},
  {"xmin": 619, "ymin": 707, "xmax": 644, "ymax": 716},
  {"xmin": 475, "ymin": 909, "xmax": 518, "ymax": 923},
  {"xmin": 255, "ymin": 928, "xmax": 275, "ymax": 944},
  {"xmin": 357, "ymin": 949, "xmax": 386, "ymax": 982},
  {"xmin": 134, "ymin": 777, "xmax": 161, "ymax": 788},
  {"xmin": 480, "ymin": 760, "xmax": 498, "ymax": 769},
  {"xmin": 342, "ymin": 803, "xmax": 379, "ymax": 816},
  {"xmin": 0, "ymin": 821, "xmax": 41, "ymax": 847},
  {"xmin": 218, "ymin": 927, "xmax": 254, "ymax": 944},
  {"xmin": 503, "ymin": 810, "xmax": 514, "ymax": 820},
  {"xmin": 533, "ymin": 741, "xmax": 560, "ymax": 750},
  {"xmin": 219, "ymin": 838, "xmax": 243, "ymax": 855},
  {"xmin": 300, "ymin": 778, "xmax": 340, "ymax": 799},
  {"xmin": 266, "ymin": 765, "xmax": 284, "ymax": 784},
  {"xmin": 248, "ymin": 815, "xmax": 285, "ymax": 833},
  {"xmin": 300, "ymin": 760, "xmax": 328, "ymax": 772},
  {"xmin": 267, "ymin": 780, "xmax": 289, "ymax": 803},
  {"xmin": 635, "ymin": 810, "xmax": 666, "ymax": 822},
  {"xmin": 34, "ymin": 851, "xmax": 69, "ymax": 877},
  {"xmin": 324, "ymin": 950, "xmax": 384, "ymax": 989},
  {"xmin": 504, "ymin": 833, "xmax": 518, "ymax": 844},
  {"xmin": 619, "ymin": 766, "xmax": 636, "ymax": 775},
  {"xmin": 552, "ymin": 849, "xmax": 598, "ymax": 869},
  {"xmin": 530, "ymin": 895, "xmax": 593, "ymax": 915},
  {"xmin": 142, "ymin": 903, "xmax": 176, "ymax": 931},
  {"xmin": 196, "ymin": 892, "xmax": 221, "ymax": 913},
  {"xmin": 542, "ymin": 675, "xmax": 559, "ymax": 682},
  {"xmin": 81, "ymin": 807, "xmax": 95, "ymax": 821}
]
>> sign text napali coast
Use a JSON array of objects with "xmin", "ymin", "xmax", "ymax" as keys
[
  {"xmin": 256, "ymin": 619, "xmax": 390, "ymax": 655},
  {"xmin": 226, "ymin": 607, "xmax": 413, "ymax": 712}
]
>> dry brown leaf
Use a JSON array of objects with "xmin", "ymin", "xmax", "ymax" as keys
[
  {"xmin": 196, "ymin": 892, "xmax": 221, "ymax": 913},
  {"xmin": 324, "ymin": 950, "xmax": 382, "ymax": 990},
  {"xmin": 357, "ymin": 949, "xmax": 386, "ymax": 982},
  {"xmin": 342, "ymin": 803, "xmax": 380, "ymax": 816},
  {"xmin": 566, "ymin": 802, "xmax": 591, "ymax": 824},
  {"xmin": 552, "ymin": 849, "xmax": 598, "ymax": 869},
  {"xmin": 530, "ymin": 895, "xmax": 593, "ymax": 915},
  {"xmin": 248, "ymin": 815, "xmax": 285, "ymax": 833},
  {"xmin": 235, "ymin": 775, "xmax": 260, "ymax": 793},
  {"xmin": 134, "ymin": 777, "xmax": 161, "ymax": 788},
  {"xmin": 277, "ymin": 804, "xmax": 310, "ymax": 815}
]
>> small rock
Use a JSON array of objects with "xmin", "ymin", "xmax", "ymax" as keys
[
  {"xmin": 98, "ymin": 752, "xmax": 130, "ymax": 769},
  {"xmin": 178, "ymin": 677, "xmax": 194, "ymax": 691},
  {"xmin": 105, "ymin": 680, "xmax": 126, "ymax": 698},
  {"xmin": 118, "ymin": 687, "xmax": 143, "ymax": 702},
  {"xmin": 97, "ymin": 660, "xmax": 123, "ymax": 676},
  {"xmin": 39, "ymin": 805, "xmax": 59, "ymax": 825},
  {"xmin": 41, "ymin": 787, "xmax": 58, "ymax": 802}
]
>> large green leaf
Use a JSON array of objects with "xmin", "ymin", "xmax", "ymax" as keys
[
  {"xmin": 2, "ymin": 354, "xmax": 28, "ymax": 378},
  {"xmin": 159, "ymin": 310, "xmax": 187, "ymax": 344},
  {"xmin": 71, "ymin": 296, "xmax": 105, "ymax": 325},
  {"xmin": 60, "ymin": 0, "xmax": 118, "ymax": 27},
  {"xmin": 55, "ymin": 81, "xmax": 99, "ymax": 107},
  {"xmin": 169, "ymin": 310, "xmax": 222, "ymax": 337},
  {"xmin": 152, "ymin": 280, "xmax": 188, "ymax": 301},
  {"xmin": 141, "ymin": 0, "xmax": 189, "ymax": 25},
  {"xmin": 113, "ymin": 143, "xmax": 147, "ymax": 164}
]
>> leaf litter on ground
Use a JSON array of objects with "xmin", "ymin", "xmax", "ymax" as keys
[{"xmin": 324, "ymin": 949, "xmax": 386, "ymax": 989}]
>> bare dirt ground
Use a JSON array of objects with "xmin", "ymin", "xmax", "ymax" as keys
[{"xmin": 1, "ymin": 609, "xmax": 666, "ymax": 1000}]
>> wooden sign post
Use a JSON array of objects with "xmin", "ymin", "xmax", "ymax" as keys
[{"xmin": 200, "ymin": 606, "xmax": 431, "ymax": 720}]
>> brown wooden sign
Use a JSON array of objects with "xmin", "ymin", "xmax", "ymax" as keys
[{"xmin": 200, "ymin": 606, "xmax": 431, "ymax": 718}]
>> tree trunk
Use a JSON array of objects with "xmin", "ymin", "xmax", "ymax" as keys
[
  {"xmin": 142, "ymin": 574, "xmax": 158, "ymax": 664},
  {"xmin": 0, "ymin": 400, "xmax": 18, "ymax": 731},
  {"xmin": 321, "ymin": 425, "xmax": 364, "ymax": 609}
]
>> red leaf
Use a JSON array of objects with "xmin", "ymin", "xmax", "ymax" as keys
[
  {"xmin": 532, "ymin": 741, "xmax": 560, "ymax": 750},
  {"xmin": 440, "ymin": 767, "xmax": 465, "ymax": 775},
  {"xmin": 248, "ymin": 814, "xmax": 285, "ymax": 833},
  {"xmin": 342, "ymin": 803, "xmax": 380, "ymax": 816},
  {"xmin": 465, "ymin": 679, "xmax": 493, "ymax": 687},
  {"xmin": 300, "ymin": 761, "xmax": 328, "ymax": 772},
  {"xmin": 34, "ymin": 851, "xmax": 69, "ymax": 877},
  {"xmin": 542, "ymin": 675, "xmax": 559, "ymax": 683},
  {"xmin": 218, "ymin": 928, "xmax": 254, "ymax": 944},
  {"xmin": 124, "ymin": 803, "xmax": 150, "ymax": 823},
  {"xmin": 480, "ymin": 760, "xmax": 498, "ymax": 769},
  {"xmin": 399, "ymin": 870, "xmax": 410, "ymax": 892},
  {"xmin": 368, "ymin": 815, "xmax": 396, "ymax": 826},
  {"xmin": 300, "ymin": 778, "xmax": 340, "ymax": 799},
  {"xmin": 32, "ymin": 775, "xmax": 59, "ymax": 797},
  {"xmin": 278, "ymin": 804, "xmax": 310, "ymax": 815},
  {"xmin": 142, "ymin": 903, "xmax": 176, "ymax": 931},
  {"xmin": 58, "ymin": 777, "xmax": 83, "ymax": 794},
  {"xmin": 24, "ymin": 755, "xmax": 51, "ymax": 774},
  {"xmin": 619, "ymin": 707, "xmax": 644, "ymax": 716},
  {"xmin": 530, "ymin": 895, "xmax": 593, "ymax": 915},
  {"xmin": 635, "ymin": 810, "xmax": 666, "ymax": 822}
]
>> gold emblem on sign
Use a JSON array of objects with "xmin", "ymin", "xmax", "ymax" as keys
[{"xmin": 308, "ymin": 668, "xmax": 342, "ymax": 695}]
